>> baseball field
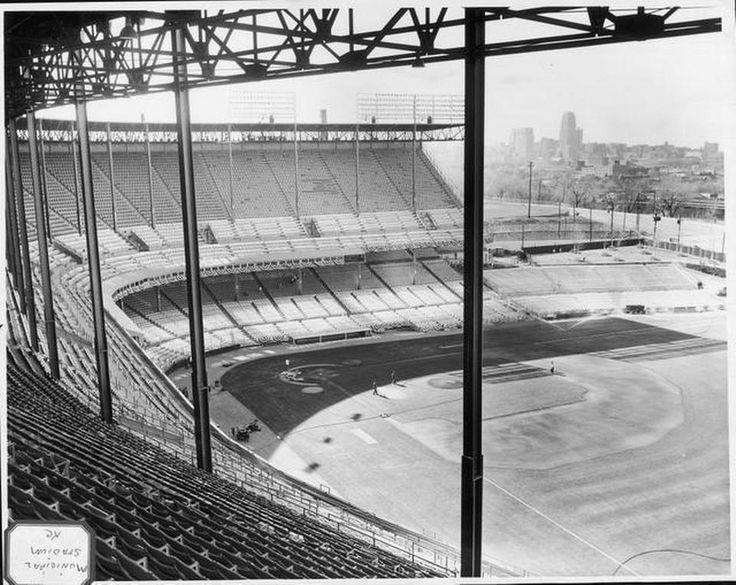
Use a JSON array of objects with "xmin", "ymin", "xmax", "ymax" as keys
[{"xmin": 203, "ymin": 312, "xmax": 730, "ymax": 577}]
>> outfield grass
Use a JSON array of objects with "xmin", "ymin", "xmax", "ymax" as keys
[{"xmin": 216, "ymin": 315, "xmax": 729, "ymax": 577}]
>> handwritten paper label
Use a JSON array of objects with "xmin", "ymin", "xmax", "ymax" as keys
[{"xmin": 4, "ymin": 522, "xmax": 94, "ymax": 585}]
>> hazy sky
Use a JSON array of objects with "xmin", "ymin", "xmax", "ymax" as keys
[{"xmin": 36, "ymin": 1, "xmax": 736, "ymax": 148}]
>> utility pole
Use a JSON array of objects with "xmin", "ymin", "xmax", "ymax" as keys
[
  {"xmin": 609, "ymin": 201, "xmax": 614, "ymax": 247},
  {"xmin": 589, "ymin": 206, "xmax": 593, "ymax": 242},
  {"xmin": 635, "ymin": 192, "xmax": 641, "ymax": 232},
  {"xmin": 527, "ymin": 161, "xmax": 533, "ymax": 218}
]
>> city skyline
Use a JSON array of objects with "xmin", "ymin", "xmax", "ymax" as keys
[{"xmin": 509, "ymin": 111, "xmax": 721, "ymax": 152}]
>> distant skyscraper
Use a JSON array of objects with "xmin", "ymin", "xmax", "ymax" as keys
[
  {"xmin": 510, "ymin": 127, "xmax": 534, "ymax": 160},
  {"xmin": 539, "ymin": 137, "xmax": 557, "ymax": 161},
  {"xmin": 702, "ymin": 142, "xmax": 719, "ymax": 160},
  {"xmin": 559, "ymin": 111, "xmax": 582, "ymax": 164}
]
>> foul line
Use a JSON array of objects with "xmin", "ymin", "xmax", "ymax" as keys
[{"xmin": 482, "ymin": 476, "xmax": 640, "ymax": 577}]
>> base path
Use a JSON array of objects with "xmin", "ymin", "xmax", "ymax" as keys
[{"xmin": 215, "ymin": 316, "xmax": 729, "ymax": 577}]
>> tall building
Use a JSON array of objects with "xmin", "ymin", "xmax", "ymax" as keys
[
  {"xmin": 559, "ymin": 111, "xmax": 582, "ymax": 164},
  {"xmin": 539, "ymin": 137, "xmax": 558, "ymax": 161},
  {"xmin": 702, "ymin": 142, "xmax": 719, "ymax": 160},
  {"xmin": 510, "ymin": 127, "xmax": 534, "ymax": 160}
]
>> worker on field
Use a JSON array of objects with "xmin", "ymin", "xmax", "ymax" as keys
[
  {"xmin": 389, "ymin": 370, "xmax": 397, "ymax": 385},
  {"xmin": 372, "ymin": 379, "xmax": 378, "ymax": 395},
  {"xmin": 550, "ymin": 360, "xmax": 556, "ymax": 374}
]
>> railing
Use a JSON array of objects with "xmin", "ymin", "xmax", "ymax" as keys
[
  {"xmin": 421, "ymin": 148, "xmax": 461, "ymax": 204},
  {"xmin": 648, "ymin": 238, "xmax": 726, "ymax": 263}
]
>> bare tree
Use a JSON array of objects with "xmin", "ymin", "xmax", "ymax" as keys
[
  {"xmin": 569, "ymin": 177, "xmax": 594, "ymax": 219},
  {"xmin": 608, "ymin": 173, "xmax": 652, "ymax": 213},
  {"xmin": 659, "ymin": 190, "xmax": 685, "ymax": 217}
]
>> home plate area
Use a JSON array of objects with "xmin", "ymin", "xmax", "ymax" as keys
[{"xmin": 217, "ymin": 317, "xmax": 729, "ymax": 576}]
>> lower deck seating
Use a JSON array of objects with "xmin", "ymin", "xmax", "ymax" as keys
[{"xmin": 6, "ymin": 352, "xmax": 444, "ymax": 580}]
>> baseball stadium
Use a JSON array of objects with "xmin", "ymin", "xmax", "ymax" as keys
[{"xmin": 3, "ymin": 6, "xmax": 731, "ymax": 582}]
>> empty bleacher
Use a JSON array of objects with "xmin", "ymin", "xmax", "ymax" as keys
[
  {"xmin": 109, "ymin": 257, "xmax": 520, "ymax": 365},
  {"xmin": 18, "ymin": 140, "xmax": 464, "ymax": 258},
  {"xmin": 6, "ymin": 351, "xmax": 445, "ymax": 580},
  {"xmin": 483, "ymin": 262, "xmax": 723, "ymax": 318},
  {"xmin": 484, "ymin": 263, "xmax": 696, "ymax": 297},
  {"xmin": 8, "ymin": 261, "xmax": 489, "ymax": 578}
]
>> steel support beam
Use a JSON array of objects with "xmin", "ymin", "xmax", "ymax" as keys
[
  {"xmin": 76, "ymin": 96, "xmax": 113, "ymax": 423},
  {"xmin": 5, "ymin": 156, "xmax": 26, "ymax": 312},
  {"xmin": 171, "ymin": 21, "xmax": 213, "ymax": 472},
  {"xmin": 106, "ymin": 122, "xmax": 117, "ymax": 231},
  {"xmin": 8, "ymin": 121, "xmax": 38, "ymax": 348},
  {"xmin": 294, "ymin": 118, "xmax": 300, "ymax": 218},
  {"xmin": 461, "ymin": 7, "xmax": 485, "ymax": 578},
  {"xmin": 26, "ymin": 111, "xmax": 60, "ymax": 380},
  {"xmin": 143, "ymin": 118, "xmax": 156, "ymax": 228},
  {"xmin": 70, "ymin": 121, "xmax": 83, "ymax": 235},
  {"xmin": 228, "ymin": 123, "xmax": 234, "ymax": 216},
  {"xmin": 38, "ymin": 119, "xmax": 52, "ymax": 239},
  {"xmin": 5, "ymin": 154, "xmax": 22, "ymax": 294},
  {"xmin": 411, "ymin": 96, "xmax": 417, "ymax": 211},
  {"xmin": 355, "ymin": 122, "xmax": 360, "ymax": 214}
]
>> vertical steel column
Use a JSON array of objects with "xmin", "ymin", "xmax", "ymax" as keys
[
  {"xmin": 106, "ymin": 122, "xmax": 117, "ymax": 231},
  {"xmin": 5, "ymin": 153, "xmax": 22, "ymax": 293},
  {"xmin": 228, "ymin": 123, "xmax": 234, "ymax": 216},
  {"xmin": 294, "ymin": 116, "xmax": 300, "ymax": 218},
  {"xmin": 70, "ymin": 121, "xmax": 82, "ymax": 235},
  {"xmin": 38, "ymin": 119, "xmax": 52, "ymax": 239},
  {"xmin": 8, "ymin": 121, "xmax": 38, "ymax": 348},
  {"xmin": 355, "ymin": 122, "xmax": 360, "ymax": 214},
  {"xmin": 143, "ymin": 117, "xmax": 155, "ymax": 228},
  {"xmin": 27, "ymin": 111, "xmax": 60, "ymax": 380},
  {"xmin": 171, "ymin": 22, "xmax": 212, "ymax": 472},
  {"xmin": 411, "ymin": 95, "xmax": 417, "ymax": 211},
  {"xmin": 76, "ymin": 96, "xmax": 113, "ymax": 423},
  {"xmin": 461, "ymin": 7, "xmax": 485, "ymax": 578}
]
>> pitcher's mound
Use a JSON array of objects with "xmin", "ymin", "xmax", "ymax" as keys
[{"xmin": 428, "ymin": 376, "xmax": 462, "ymax": 389}]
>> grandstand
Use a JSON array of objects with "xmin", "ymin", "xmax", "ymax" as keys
[
  {"xmin": 6, "ymin": 344, "xmax": 446, "ymax": 580},
  {"xmin": 485, "ymin": 249, "xmax": 726, "ymax": 319},
  {"xmin": 5, "ymin": 7, "xmax": 729, "ymax": 581},
  {"xmin": 7, "ymin": 117, "xmax": 728, "ymax": 579},
  {"xmin": 8, "ymin": 118, "xmax": 530, "ymax": 579}
]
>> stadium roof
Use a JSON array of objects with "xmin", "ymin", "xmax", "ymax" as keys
[{"xmin": 5, "ymin": 7, "xmax": 722, "ymax": 118}]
